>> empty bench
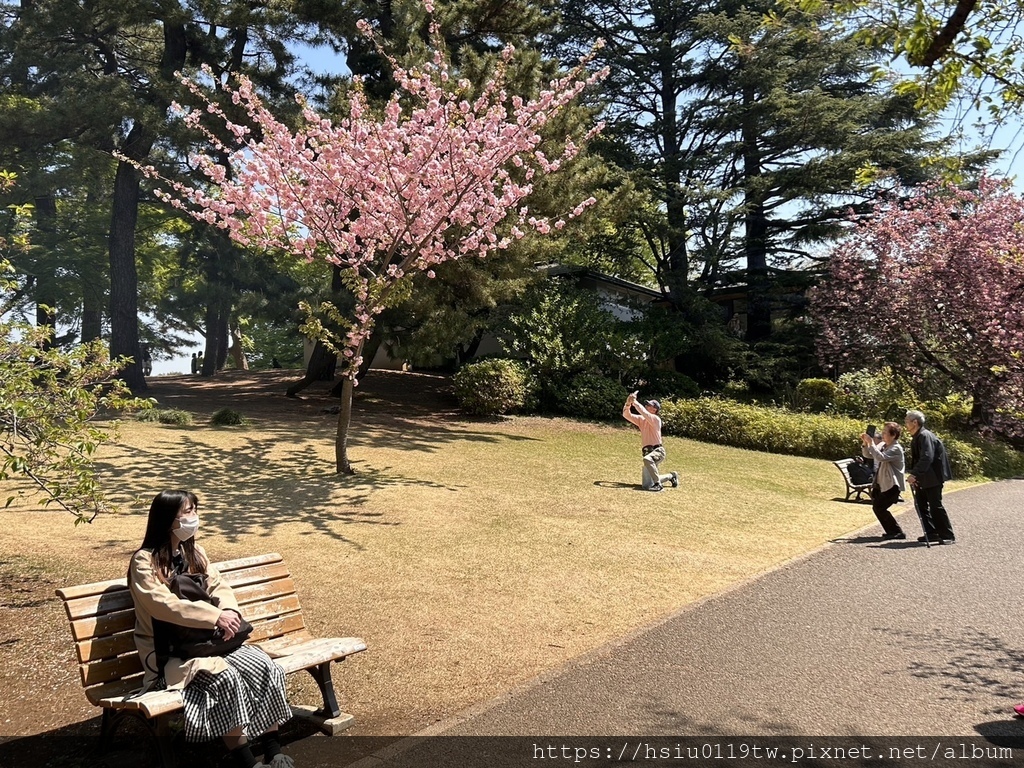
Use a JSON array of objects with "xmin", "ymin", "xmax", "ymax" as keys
[
  {"xmin": 832, "ymin": 458, "xmax": 873, "ymax": 502},
  {"xmin": 56, "ymin": 552, "xmax": 366, "ymax": 767}
]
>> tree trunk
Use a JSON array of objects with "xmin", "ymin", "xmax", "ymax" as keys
[
  {"xmin": 333, "ymin": 334, "xmax": 369, "ymax": 473},
  {"xmin": 335, "ymin": 374, "xmax": 356, "ymax": 474},
  {"xmin": 214, "ymin": 300, "xmax": 230, "ymax": 371},
  {"xmin": 286, "ymin": 340, "xmax": 337, "ymax": 396},
  {"xmin": 970, "ymin": 378, "xmax": 999, "ymax": 427},
  {"xmin": 329, "ymin": 333, "xmax": 381, "ymax": 397},
  {"xmin": 229, "ymin": 319, "xmax": 249, "ymax": 370},
  {"xmin": 109, "ymin": 126, "xmax": 152, "ymax": 393},
  {"xmin": 741, "ymin": 83, "xmax": 772, "ymax": 343},
  {"xmin": 655, "ymin": 12, "xmax": 689, "ymax": 309},
  {"xmin": 287, "ymin": 265, "xmax": 345, "ymax": 396},
  {"xmin": 81, "ymin": 289, "xmax": 103, "ymax": 342}
]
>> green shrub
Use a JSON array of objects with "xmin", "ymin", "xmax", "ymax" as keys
[
  {"xmin": 658, "ymin": 396, "xmax": 1023, "ymax": 479},
  {"xmin": 793, "ymin": 378, "xmax": 839, "ymax": 413},
  {"xmin": 638, "ymin": 370, "xmax": 699, "ymax": 400},
  {"xmin": 941, "ymin": 435, "xmax": 983, "ymax": 479},
  {"xmin": 137, "ymin": 408, "xmax": 193, "ymax": 426},
  {"xmin": 835, "ymin": 367, "xmax": 917, "ymax": 419},
  {"xmin": 923, "ymin": 395, "xmax": 973, "ymax": 432},
  {"xmin": 453, "ymin": 359, "xmax": 532, "ymax": 416},
  {"xmin": 210, "ymin": 408, "xmax": 247, "ymax": 427},
  {"xmin": 556, "ymin": 373, "xmax": 628, "ymax": 421},
  {"xmin": 975, "ymin": 438, "xmax": 1024, "ymax": 478}
]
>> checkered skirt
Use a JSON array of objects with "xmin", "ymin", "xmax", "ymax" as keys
[{"xmin": 181, "ymin": 645, "xmax": 291, "ymax": 743}]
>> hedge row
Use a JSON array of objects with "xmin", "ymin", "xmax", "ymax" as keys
[{"xmin": 659, "ymin": 397, "xmax": 1024, "ymax": 480}]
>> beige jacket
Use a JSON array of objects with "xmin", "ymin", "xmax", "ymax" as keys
[{"xmin": 129, "ymin": 545, "xmax": 240, "ymax": 691}]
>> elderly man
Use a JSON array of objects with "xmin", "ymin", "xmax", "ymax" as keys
[
  {"xmin": 622, "ymin": 391, "xmax": 679, "ymax": 492},
  {"xmin": 904, "ymin": 409, "xmax": 956, "ymax": 544}
]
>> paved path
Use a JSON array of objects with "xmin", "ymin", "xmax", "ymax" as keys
[{"xmin": 301, "ymin": 480, "xmax": 1024, "ymax": 766}]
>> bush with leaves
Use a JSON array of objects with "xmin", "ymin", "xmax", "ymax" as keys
[
  {"xmin": 834, "ymin": 367, "xmax": 918, "ymax": 419},
  {"xmin": 657, "ymin": 395, "xmax": 1021, "ymax": 479},
  {"xmin": 637, "ymin": 370, "xmax": 699, "ymax": 401},
  {"xmin": 136, "ymin": 408, "xmax": 194, "ymax": 426},
  {"xmin": 793, "ymin": 378, "xmax": 839, "ymax": 412},
  {"xmin": 453, "ymin": 358, "xmax": 534, "ymax": 416},
  {"xmin": 554, "ymin": 373, "xmax": 628, "ymax": 420},
  {"xmin": 210, "ymin": 409, "xmax": 246, "ymax": 426},
  {"xmin": 500, "ymin": 281, "xmax": 636, "ymax": 403},
  {"xmin": 1, "ymin": 267, "xmax": 147, "ymax": 522}
]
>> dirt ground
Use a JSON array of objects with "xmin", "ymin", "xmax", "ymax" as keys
[
  {"xmin": 0, "ymin": 369, "xmax": 463, "ymax": 767},
  {"xmin": 0, "ymin": 368, "xmax": 875, "ymax": 768}
]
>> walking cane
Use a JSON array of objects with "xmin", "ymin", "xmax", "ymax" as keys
[{"xmin": 909, "ymin": 482, "xmax": 930, "ymax": 549}]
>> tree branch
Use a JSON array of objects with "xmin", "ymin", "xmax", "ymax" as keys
[{"xmin": 912, "ymin": 0, "xmax": 979, "ymax": 67}]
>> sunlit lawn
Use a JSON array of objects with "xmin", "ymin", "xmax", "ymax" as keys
[{"xmin": 0, "ymin": 398, "xmax": 973, "ymax": 736}]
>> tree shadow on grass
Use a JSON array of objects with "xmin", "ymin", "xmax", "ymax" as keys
[
  {"xmin": 92, "ymin": 434, "xmax": 476, "ymax": 545},
  {"xmin": 99, "ymin": 371, "xmax": 548, "ymax": 544},
  {"xmin": 95, "ymin": 374, "xmax": 548, "ymax": 548}
]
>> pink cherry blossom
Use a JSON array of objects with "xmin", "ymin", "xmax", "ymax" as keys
[
  {"xmin": 810, "ymin": 176, "xmax": 1024, "ymax": 423},
  {"xmin": 128, "ymin": 12, "xmax": 606, "ymax": 472}
]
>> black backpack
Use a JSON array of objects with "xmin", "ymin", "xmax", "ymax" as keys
[{"xmin": 848, "ymin": 457, "xmax": 874, "ymax": 485}]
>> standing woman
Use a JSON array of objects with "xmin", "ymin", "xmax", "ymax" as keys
[
  {"xmin": 861, "ymin": 422, "xmax": 907, "ymax": 540},
  {"xmin": 129, "ymin": 490, "xmax": 293, "ymax": 768}
]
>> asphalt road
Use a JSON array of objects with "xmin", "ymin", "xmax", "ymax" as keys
[{"xmin": 333, "ymin": 479, "xmax": 1024, "ymax": 767}]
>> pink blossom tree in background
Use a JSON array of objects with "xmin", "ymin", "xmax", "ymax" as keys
[
  {"xmin": 142, "ymin": 19, "xmax": 606, "ymax": 474},
  {"xmin": 810, "ymin": 176, "xmax": 1024, "ymax": 426}
]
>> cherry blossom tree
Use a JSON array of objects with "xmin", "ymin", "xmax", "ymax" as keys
[
  {"xmin": 810, "ymin": 177, "xmax": 1024, "ymax": 425},
  {"xmin": 142, "ymin": 18, "xmax": 606, "ymax": 473}
]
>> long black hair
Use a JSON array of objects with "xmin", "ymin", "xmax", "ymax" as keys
[{"xmin": 138, "ymin": 490, "xmax": 207, "ymax": 581}]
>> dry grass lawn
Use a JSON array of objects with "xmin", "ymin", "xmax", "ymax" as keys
[{"xmin": 0, "ymin": 369, "xmax": 956, "ymax": 745}]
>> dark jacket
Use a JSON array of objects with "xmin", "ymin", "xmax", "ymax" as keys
[{"xmin": 908, "ymin": 427, "xmax": 953, "ymax": 488}]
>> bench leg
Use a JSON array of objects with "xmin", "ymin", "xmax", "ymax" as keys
[
  {"xmin": 98, "ymin": 709, "xmax": 176, "ymax": 768},
  {"xmin": 306, "ymin": 661, "xmax": 342, "ymax": 718},
  {"xmin": 98, "ymin": 708, "xmax": 119, "ymax": 754},
  {"xmin": 153, "ymin": 714, "xmax": 176, "ymax": 768}
]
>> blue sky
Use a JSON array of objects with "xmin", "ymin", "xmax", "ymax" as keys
[{"xmin": 148, "ymin": 45, "xmax": 1024, "ymax": 375}]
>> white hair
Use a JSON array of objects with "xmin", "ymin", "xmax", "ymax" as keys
[{"xmin": 905, "ymin": 409, "xmax": 926, "ymax": 426}]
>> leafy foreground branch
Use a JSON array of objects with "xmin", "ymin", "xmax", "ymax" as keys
[{"xmin": 1, "ymin": 266, "xmax": 149, "ymax": 523}]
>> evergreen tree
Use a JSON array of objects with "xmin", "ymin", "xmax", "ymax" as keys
[
  {"xmin": 0, "ymin": 0, "xmax": 352, "ymax": 391},
  {"xmin": 554, "ymin": 0, "xmax": 986, "ymax": 351}
]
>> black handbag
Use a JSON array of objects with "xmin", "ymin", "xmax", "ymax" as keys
[{"xmin": 158, "ymin": 572, "xmax": 253, "ymax": 661}]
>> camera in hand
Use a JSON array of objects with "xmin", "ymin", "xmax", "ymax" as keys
[{"xmin": 866, "ymin": 424, "xmax": 877, "ymax": 438}]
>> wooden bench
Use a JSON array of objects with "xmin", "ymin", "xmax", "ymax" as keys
[
  {"xmin": 832, "ymin": 458, "xmax": 873, "ymax": 501},
  {"xmin": 55, "ymin": 552, "xmax": 366, "ymax": 767}
]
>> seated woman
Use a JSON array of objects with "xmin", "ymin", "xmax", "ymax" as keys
[
  {"xmin": 861, "ymin": 422, "xmax": 906, "ymax": 540},
  {"xmin": 129, "ymin": 490, "xmax": 294, "ymax": 768}
]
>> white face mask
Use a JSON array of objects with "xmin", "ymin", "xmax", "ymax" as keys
[{"xmin": 173, "ymin": 516, "xmax": 199, "ymax": 541}]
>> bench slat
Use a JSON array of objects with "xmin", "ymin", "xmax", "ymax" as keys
[
  {"xmin": 71, "ymin": 609, "xmax": 135, "ymax": 642},
  {"xmin": 271, "ymin": 637, "xmax": 368, "ymax": 673},
  {"xmin": 84, "ymin": 675, "xmax": 146, "ymax": 705},
  {"xmin": 81, "ymin": 653, "xmax": 144, "ymax": 688},
  {"xmin": 57, "ymin": 577, "xmax": 127, "ymax": 601},
  {"xmin": 239, "ymin": 594, "xmax": 302, "ymax": 624},
  {"xmin": 214, "ymin": 553, "xmax": 283, "ymax": 574},
  {"xmin": 248, "ymin": 612, "xmax": 306, "ymax": 643},
  {"xmin": 221, "ymin": 562, "xmax": 291, "ymax": 589},
  {"xmin": 77, "ymin": 630, "xmax": 136, "ymax": 663},
  {"xmin": 234, "ymin": 578, "xmax": 297, "ymax": 606},
  {"xmin": 64, "ymin": 588, "xmax": 133, "ymax": 622}
]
